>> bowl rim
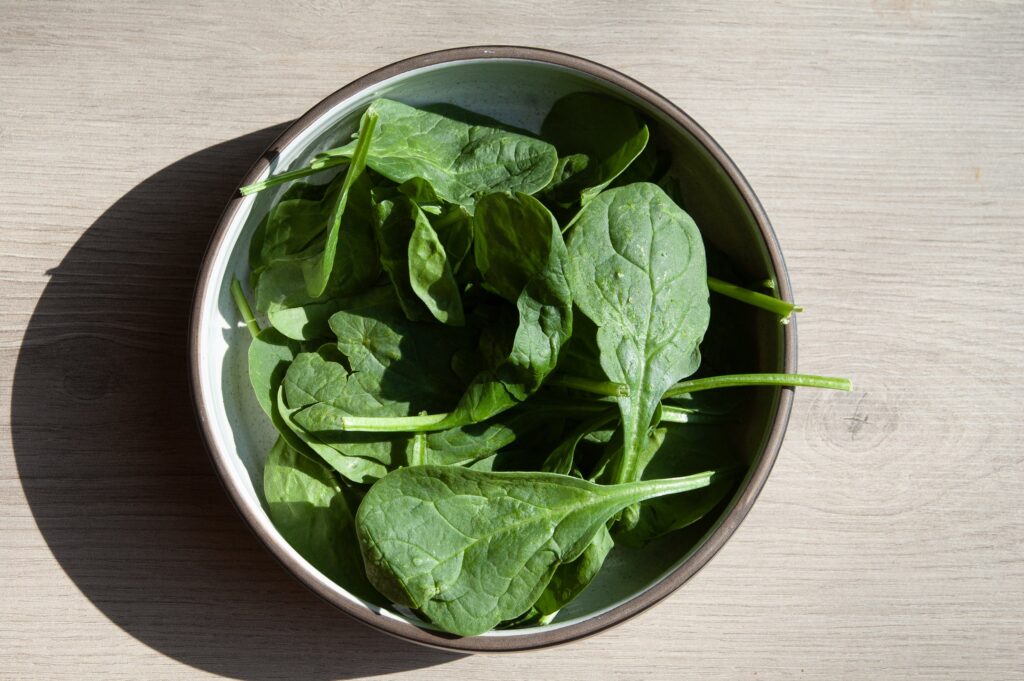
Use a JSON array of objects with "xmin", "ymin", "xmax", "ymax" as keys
[{"xmin": 188, "ymin": 45, "xmax": 797, "ymax": 653}]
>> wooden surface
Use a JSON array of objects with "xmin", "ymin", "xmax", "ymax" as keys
[{"xmin": 1, "ymin": 1, "xmax": 1022, "ymax": 678}]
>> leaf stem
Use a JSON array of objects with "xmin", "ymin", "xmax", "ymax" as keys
[
  {"xmin": 238, "ymin": 157, "xmax": 349, "ymax": 196},
  {"xmin": 627, "ymin": 470, "xmax": 717, "ymax": 499},
  {"xmin": 230, "ymin": 278, "xmax": 260, "ymax": 338},
  {"xmin": 337, "ymin": 412, "xmax": 453, "ymax": 433},
  {"xmin": 659, "ymin": 404, "xmax": 704, "ymax": 424},
  {"xmin": 664, "ymin": 373, "xmax": 852, "ymax": 399},
  {"xmin": 707, "ymin": 276, "xmax": 803, "ymax": 319},
  {"xmin": 547, "ymin": 375, "xmax": 630, "ymax": 397}
]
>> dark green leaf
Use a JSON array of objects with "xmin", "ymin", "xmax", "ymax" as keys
[
  {"xmin": 303, "ymin": 110, "xmax": 377, "ymax": 298},
  {"xmin": 436, "ymin": 192, "xmax": 573, "ymax": 427},
  {"xmin": 253, "ymin": 171, "xmax": 379, "ymax": 315},
  {"xmin": 321, "ymin": 99, "xmax": 558, "ymax": 207},
  {"xmin": 614, "ymin": 424, "xmax": 735, "ymax": 548},
  {"xmin": 532, "ymin": 523, "xmax": 614, "ymax": 617},
  {"xmin": 566, "ymin": 182, "xmax": 710, "ymax": 486},
  {"xmin": 275, "ymin": 387, "xmax": 390, "ymax": 484},
  {"xmin": 247, "ymin": 327, "xmax": 299, "ymax": 418},
  {"xmin": 541, "ymin": 93, "xmax": 650, "ymax": 205},
  {"xmin": 408, "ymin": 207, "xmax": 465, "ymax": 326},
  {"xmin": 355, "ymin": 465, "xmax": 717, "ymax": 636},
  {"xmin": 264, "ymin": 437, "xmax": 385, "ymax": 604}
]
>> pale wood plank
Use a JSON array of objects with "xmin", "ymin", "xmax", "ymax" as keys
[{"xmin": 1, "ymin": 1, "xmax": 1021, "ymax": 679}]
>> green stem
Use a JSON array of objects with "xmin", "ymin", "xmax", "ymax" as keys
[
  {"xmin": 625, "ymin": 470, "xmax": 717, "ymax": 498},
  {"xmin": 664, "ymin": 373, "xmax": 852, "ymax": 399},
  {"xmin": 331, "ymin": 400, "xmax": 614, "ymax": 435},
  {"xmin": 336, "ymin": 412, "xmax": 453, "ymax": 433},
  {"xmin": 548, "ymin": 375, "xmax": 630, "ymax": 397},
  {"xmin": 230, "ymin": 278, "xmax": 260, "ymax": 338},
  {"xmin": 408, "ymin": 433, "xmax": 427, "ymax": 467},
  {"xmin": 239, "ymin": 157, "xmax": 349, "ymax": 196},
  {"xmin": 707, "ymin": 276, "xmax": 803, "ymax": 319},
  {"xmin": 659, "ymin": 404, "xmax": 702, "ymax": 424}
]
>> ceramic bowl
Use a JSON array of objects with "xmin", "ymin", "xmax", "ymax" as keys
[{"xmin": 189, "ymin": 46, "xmax": 796, "ymax": 652}]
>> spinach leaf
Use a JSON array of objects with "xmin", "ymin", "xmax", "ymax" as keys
[
  {"xmin": 408, "ymin": 204, "xmax": 465, "ymax": 326},
  {"xmin": 431, "ymin": 206, "xmax": 473, "ymax": 272},
  {"xmin": 436, "ymin": 192, "xmax": 573, "ymax": 426},
  {"xmin": 281, "ymin": 351, "xmax": 408, "ymax": 470},
  {"xmin": 264, "ymin": 285, "xmax": 415, "ymax": 343},
  {"xmin": 614, "ymin": 425, "xmax": 735, "ymax": 548},
  {"xmin": 566, "ymin": 183, "xmax": 710, "ymax": 486},
  {"xmin": 263, "ymin": 437, "xmax": 384, "ymax": 604},
  {"xmin": 355, "ymin": 465, "xmax": 717, "ymax": 636},
  {"xmin": 329, "ymin": 299, "xmax": 468, "ymax": 409},
  {"xmin": 247, "ymin": 327, "xmax": 300, "ymax": 418},
  {"xmin": 319, "ymin": 99, "xmax": 558, "ymax": 207},
  {"xmin": 542, "ymin": 408, "xmax": 618, "ymax": 475},
  {"xmin": 541, "ymin": 93, "xmax": 650, "ymax": 206},
  {"xmin": 375, "ymin": 194, "xmax": 432, "ymax": 323},
  {"xmin": 266, "ymin": 298, "xmax": 341, "ymax": 341},
  {"xmin": 253, "ymin": 171, "xmax": 379, "ymax": 315},
  {"xmin": 532, "ymin": 523, "xmax": 614, "ymax": 618},
  {"xmin": 543, "ymin": 153, "xmax": 590, "ymax": 194},
  {"xmin": 303, "ymin": 111, "xmax": 377, "ymax": 298},
  {"xmin": 275, "ymin": 387, "xmax": 390, "ymax": 484},
  {"xmin": 250, "ymin": 176, "xmax": 341, "ymax": 269},
  {"xmin": 376, "ymin": 191, "xmax": 466, "ymax": 327}
]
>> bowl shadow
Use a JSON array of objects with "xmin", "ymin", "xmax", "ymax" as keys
[{"xmin": 10, "ymin": 126, "xmax": 461, "ymax": 679}]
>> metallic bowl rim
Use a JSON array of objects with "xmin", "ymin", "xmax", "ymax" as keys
[{"xmin": 188, "ymin": 45, "xmax": 797, "ymax": 653}]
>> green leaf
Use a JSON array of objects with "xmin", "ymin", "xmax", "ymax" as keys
[
  {"xmin": 408, "ymin": 206, "xmax": 465, "ymax": 326},
  {"xmin": 263, "ymin": 437, "xmax": 384, "ymax": 604},
  {"xmin": 532, "ymin": 523, "xmax": 614, "ymax": 617},
  {"xmin": 614, "ymin": 425, "xmax": 736, "ymax": 548},
  {"xmin": 329, "ymin": 299, "xmax": 469, "ymax": 409},
  {"xmin": 281, "ymin": 351, "xmax": 407, "ymax": 470},
  {"xmin": 321, "ymin": 99, "xmax": 558, "ymax": 207},
  {"xmin": 542, "ymin": 408, "xmax": 618, "ymax": 475},
  {"xmin": 566, "ymin": 182, "xmax": 710, "ymax": 486},
  {"xmin": 253, "ymin": 171, "xmax": 379, "ymax": 315},
  {"xmin": 543, "ymin": 153, "xmax": 590, "ymax": 193},
  {"xmin": 409, "ymin": 409, "xmax": 548, "ymax": 467},
  {"xmin": 437, "ymin": 192, "xmax": 573, "ymax": 426},
  {"xmin": 355, "ymin": 465, "xmax": 717, "ymax": 636},
  {"xmin": 541, "ymin": 93, "xmax": 650, "ymax": 205},
  {"xmin": 275, "ymin": 387, "xmax": 390, "ymax": 484},
  {"xmin": 303, "ymin": 110, "xmax": 378, "ymax": 298},
  {"xmin": 247, "ymin": 327, "xmax": 300, "ymax": 418}
]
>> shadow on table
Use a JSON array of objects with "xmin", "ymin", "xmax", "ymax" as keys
[{"xmin": 10, "ymin": 126, "xmax": 461, "ymax": 680}]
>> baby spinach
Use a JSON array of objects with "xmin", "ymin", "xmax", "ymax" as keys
[
  {"xmin": 408, "ymin": 208, "xmax": 464, "ymax": 326},
  {"xmin": 247, "ymin": 326, "xmax": 299, "ymax": 418},
  {"xmin": 252, "ymin": 171, "xmax": 380, "ymax": 315},
  {"xmin": 229, "ymin": 96, "xmax": 851, "ymax": 636},
  {"xmin": 566, "ymin": 183, "xmax": 710, "ymax": 486},
  {"xmin": 317, "ymin": 99, "xmax": 558, "ymax": 208},
  {"xmin": 429, "ymin": 192, "xmax": 574, "ymax": 428},
  {"xmin": 541, "ymin": 92, "xmax": 650, "ymax": 206},
  {"xmin": 355, "ymin": 465, "xmax": 718, "ymax": 636},
  {"xmin": 263, "ymin": 437, "xmax": 384, "ymax": 604},
  {"xmin": 532, "ymin": 523, "xmax": 614, "ymax": 619}
]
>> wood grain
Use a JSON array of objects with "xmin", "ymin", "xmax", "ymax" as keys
[{"xmin": 1, "ymin": 1, "xmax": 1021, "ymax": 679}]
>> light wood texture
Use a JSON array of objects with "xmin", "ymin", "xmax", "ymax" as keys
[{"xmin": 1, "ymin": 1, "xmax": 1021, "ymax": 679}]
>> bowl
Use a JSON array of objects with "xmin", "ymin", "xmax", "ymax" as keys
[{"xmin": 189, "ymin": 46, "xmax": 796, "ymax": 652}]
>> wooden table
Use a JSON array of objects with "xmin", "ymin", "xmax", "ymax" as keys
[{"xmin": 2, "ymin": 2, "xmax": 1021, "ymax": 678}]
